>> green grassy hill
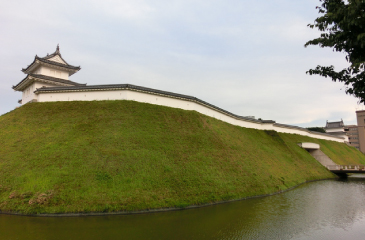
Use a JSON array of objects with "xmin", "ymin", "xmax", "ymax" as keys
[{"xmin": 0, "ymin": 101, "xmax": 364, "ymax": 214}]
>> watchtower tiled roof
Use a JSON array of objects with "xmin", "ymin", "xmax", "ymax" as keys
[
  {"xmin": 325, "ymin": 120, "xmax": 345, "ymax": 129},
  {"xmin": 21, "ymin": 45, "xmax": 81, "ymax": 75},
  {"xmin": 12, "ymin": 73, "xmax": 86, "ymax": 91}
]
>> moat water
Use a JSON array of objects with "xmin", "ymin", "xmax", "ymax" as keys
[{"xmin": 2, "ymin": 176, "xmax": 365, "ymax": 240}]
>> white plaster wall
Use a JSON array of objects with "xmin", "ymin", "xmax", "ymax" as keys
[
  {"xmin": 33, "ymin": 82, "xmax": 60, "ymax": 90},
  {"xmin": 274, "ymin": 125, "xmax": 337, "ymax": 141},
  {"xmin": 38, "ymin": 66, "xmax": 69, "ymax": 80},
  {"xmin": 21, "ymin": 82, "xmax": 62, "ymax": 104},
  {"xmin": 299, "ymin": 142, "xmax": 320, "ymax": 149},
  {"xmin": 48, "ymin": 55, "xmax": 66, "ymax": 64},
  {"xmin": 36, "ymin": 89, "xmax": 345, "ymax": 143},
  {"xmin": 273, "ymin": 125, "xmax": 310, "ymax": 136},
  {"xmin": 22, "ymin": 84, "xmax": 37, "ymax": 104},
  {"xmin": 326, "ymin": 128, "xmax": 344, "ymax": 133},
  {"xmin": 33, "ymin": 67, "xmax": 41, "ymax": 75},
  {"xmin": 37, "ymin": 89, "xmax": 268, "ymax": 130},
  {"xmin": 38, "ymin": 89, "xmax": 128, "ymax": 102}
]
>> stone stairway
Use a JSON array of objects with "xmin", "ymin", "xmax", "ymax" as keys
[{"xmin": 306, "ymin": 149, "xmax": 337, "ymax": 167}]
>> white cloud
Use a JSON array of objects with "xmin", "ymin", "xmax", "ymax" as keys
[{"xmin": 87, "ymin": 0, "xmax": 155, "ymax": 21}]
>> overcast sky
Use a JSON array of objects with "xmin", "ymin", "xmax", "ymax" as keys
[{"xmin": 0, "ymin": 0, "xmax": 361, "ymax": 127}]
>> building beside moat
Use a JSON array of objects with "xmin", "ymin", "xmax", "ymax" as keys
[
  {"xmin": 356, "ymin": 110, "xmax": 365, "ymax": 153},
  {"xmin": 324, "ymin": 114, "xmax": 365, "ymax": 153},
  {"xmin": 12, "ymin": 46, "xmax": 346, "ymax": 143},
  {"xmin": 13, "ymin": 45, "xmax": 84, "ymax": 104},
  {"xmin": 323, "ymin": 115, "xmax": 365, "ymax": 153},
  {"xmin": 346, "ymin": 125, "xmax": 360, "ymax": 150},
  {"xmin": 324, "ymin": 120, "xmax": 349, "ymax": 142}
]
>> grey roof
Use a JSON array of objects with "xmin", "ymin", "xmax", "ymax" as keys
[
  {"xmin": 41, "ymin": 45, "xmax": 69, "ymax": 64},
  {"xmin": 325, "ymin": 120, "xmax": 345, "ymax": 129},
  {"xmin": 12, "ymin": 74, "xmax": 86, "ymax": 90},
  {"xmin": 262, "ymin": 120, "xmax": 276, "ymax": 123},
  {"xmin": 22, "ymin": 45, "xmax": 81, "ymax": 73},
  {"xmin": 22, "ymin": 57, "xmax": 81, "ymax": 73}
]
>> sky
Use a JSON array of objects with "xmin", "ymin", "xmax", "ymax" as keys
[{"xmin": 0, "ymin": 0, "xmax": 362, "ymax": 127}]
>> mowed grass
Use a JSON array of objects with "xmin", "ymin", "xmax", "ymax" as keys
[{"xmin": 0, "ymin": 100, "xmax": 363, "ymax": 214}]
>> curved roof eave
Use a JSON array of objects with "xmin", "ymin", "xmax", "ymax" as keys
[
  {"xmin": 22, "ymin": 57, "xmax": 81, "ymax": 75},
  {"xmin": 12, "ymin": 74, "xmax": 86, "ymax": 91}
]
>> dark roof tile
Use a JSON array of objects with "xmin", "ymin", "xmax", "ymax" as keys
[
  {"xmin": 22, "ymin": 57, "xmax": 80, "ymax": 73},
  {"xmin": 22, "ymin": 45, "xmax": 80, "ymax": 73},
  {"xmin": 12, "ymin": 74, "xmax": 86, "ymax": 90},
  {"xmin": 325, "ymin": 120, "xmax": 345, "ymax": 129}
]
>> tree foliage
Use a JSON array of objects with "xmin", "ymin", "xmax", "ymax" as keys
[
  {"xmin": 307, "ymin": 127, "xmax": 326, "ymax": 133},
  {"xmin": 305, "ymin": 0, "xmax": 365, "ymax": 103}
]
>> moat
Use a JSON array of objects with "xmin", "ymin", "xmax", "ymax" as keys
[{"xmin": 2, "ymin": 176, "xmax": 365, "ymax": 240}]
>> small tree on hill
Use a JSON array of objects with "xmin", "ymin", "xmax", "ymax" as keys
[
  {"xmin": 305, "ymin": 0, "xmax": 365, "ymax": 103},
  {"xmin": 307, "ymin": 127, "xmax": 326, "ymax": 133}
]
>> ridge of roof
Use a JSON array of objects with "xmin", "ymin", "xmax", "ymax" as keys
[
  {"xmin": 21, "ymin": 45, "xmax": 81, "ymax": 74},
  {"xmin": 325, "ymin": 119, "xmax": 345, "ymax": 129},
  {"xmin": 12, "ymin": 74, "xmax": 86, "ymax": 91},
  {"xmin": 29, "ymin": 74, "xmax": 86, "ymax": 85},
  {"xmin": 40, "ymin": 45, "xmax": 69, "ymax": 65},
  {"xmin": 21, "ymin": 57, "xmax": 81, "ymax": 74},
  {"xmin": 36, "ymin": 57, "xmax": 80, "ymax": 70}
]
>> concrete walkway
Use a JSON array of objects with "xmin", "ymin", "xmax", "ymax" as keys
[
  {"xmin": 298, "ymin": 142, "xmax": 337, "ymax": 167},
  {"xmin": 306, "ymin": 149, "xmax": 337, "ymax": 167}
]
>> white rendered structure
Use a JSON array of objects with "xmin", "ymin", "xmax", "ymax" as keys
[
  {"xmin": 13, "ymin": 46, "xmax": 346, "ymax": 143},
  {"xmin": 298, "ymin": 142, "xmax": 320, "ymax": 150},
  {"xmin": 13, "ymin": 45, "xmax": 83, "ymax": 104},
  {"xmin": 324, "ymin": 120, "xmax": 349, "ymax": 142}
]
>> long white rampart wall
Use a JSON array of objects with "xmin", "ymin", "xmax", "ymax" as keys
[
  {"xmin": 34, "ymin": 88, "xmax": 344, "ymax": 143},
  {"xmin": 22, "ymin": 82, "xmax": 59, "ymax": 104}
]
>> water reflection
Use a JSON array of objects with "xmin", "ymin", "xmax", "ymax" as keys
[{"xmin": 2, "ymin": 177, "xmax": 365, "ymax": 240}]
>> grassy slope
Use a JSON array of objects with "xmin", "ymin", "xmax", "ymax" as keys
[{"xmin": 0, "ymin": 101, "xmax": 364, "ymax": 214}]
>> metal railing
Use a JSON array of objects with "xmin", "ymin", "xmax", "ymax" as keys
[{"xmin": 326, "ymin": 165, "xmax": 365, "ymax": 171}]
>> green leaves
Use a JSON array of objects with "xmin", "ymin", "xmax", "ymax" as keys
[{"xmin": 306, "ymin": 0, "xmax": 365, "ymax": 103}]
